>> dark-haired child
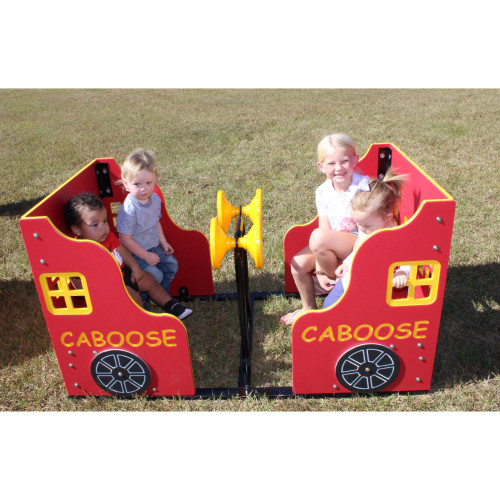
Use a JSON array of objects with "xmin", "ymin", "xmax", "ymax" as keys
[{"xmin": 63, "ymin": 192, "xmax": 192, "ymax": 320}]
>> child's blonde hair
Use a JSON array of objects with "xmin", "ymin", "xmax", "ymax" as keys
[
  {"xmin": 121, "ymin": 148, "xmax": 158, "ymax": 182},
  {"xmin": 317, "ymin": 133, "xmax": 357, "ymax": 163},
  {"xmin": 351, "ymin": 168, "xmax": 407, "ymax": 217}
]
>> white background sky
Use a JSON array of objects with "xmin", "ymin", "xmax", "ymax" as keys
[{"xmin": 2, "ymin": 1, "xmax": 498, "ymax": 87}]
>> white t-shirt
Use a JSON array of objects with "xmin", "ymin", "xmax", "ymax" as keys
[{"xmin": 315, "ymin": 172, "xmax": 370, "ymax": 231}]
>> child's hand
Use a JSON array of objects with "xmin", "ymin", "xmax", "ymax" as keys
[
  {"xmin": 131, "ymin": 267, "xmax": 144, "ymax": 284},
  {"xmin": 335, "ymin": 264, "xmax": 347, "ymax": 279},
  {"xmin": 145, "ymin": 252, "xmax": 160, "ymax": 266},
  {"xmin": 392, "ymin": 270, "xmax": 408, "ymax": 289},
  {"xmin": 316, "ymin": 273, "xmax": 336, "ymax": 292},
  {"xmin": 161, "ymin": 241, "xmax": 174, "ymax": 254}
]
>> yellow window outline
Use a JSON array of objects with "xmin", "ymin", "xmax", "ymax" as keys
[
  {"xmin": 386, "ymin": 260, "xmax": 441, "ymax": 307},
  {"xmin": 39, "ymin": 272, "xmax": 93, "ymax": 315}
]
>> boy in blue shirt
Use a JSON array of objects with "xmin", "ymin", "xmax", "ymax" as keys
[{"xmin": 116, "ymin": 148, "xmax": 178, "ymax": 294}]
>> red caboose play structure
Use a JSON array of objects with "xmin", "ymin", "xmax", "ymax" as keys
[
  {"xmin": 19, "ymin": 158, "xmax": 213, "ymax": 397},
  {"xmin": 20, "ymin": 143, "xmax": 454, "ymax": 398},
  {"xmin": 284, "ymin": 143, "xmax": 455, "ymax": 394}
]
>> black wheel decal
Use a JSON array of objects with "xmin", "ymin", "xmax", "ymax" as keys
[
  {"xmin": 90, "ymin": 350, "xmax": 151, "ymax": 397},
  {"xmin": 335, "ymin": 344, "xmax": 400, "ymax": 393}
]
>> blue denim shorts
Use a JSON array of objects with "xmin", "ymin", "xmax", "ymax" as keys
[{"xmin": 134, "ymin": 245, "xmax": 178, "ymax": 293}]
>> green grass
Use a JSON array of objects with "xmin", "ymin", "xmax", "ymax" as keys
[{"xmin": 0, "ymin": 89, "xmax": 499, "ymax": 411}]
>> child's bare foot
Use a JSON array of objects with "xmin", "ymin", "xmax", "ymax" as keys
[{"xmin": 279, "ymin": 308, "xmax": 312, "ymax": 327}]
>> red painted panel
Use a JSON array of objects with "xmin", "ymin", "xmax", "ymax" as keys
[
  {"xmin": 285, "ymin": 144, "xmax": 455, "ymax": 394},
  {"xmin": 20, "ymin": 217, "xmax": 195, "ymax": 396},
  {"xmin": 20, "ymin": 156, "xmax": 216, "ymax": 397}
]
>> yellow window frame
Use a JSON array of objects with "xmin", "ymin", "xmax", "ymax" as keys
[
  {"xmin": 386, "ymin": 260, "xmax": 441, "ymax": 307},
  {"xmin": 39, "ymin": 272, "xmax": 93, "ymax": 315}
]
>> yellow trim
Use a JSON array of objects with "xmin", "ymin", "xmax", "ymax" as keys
[
  {"xmin": 386, "ymin": 260, "xmax": 441, "ymax": 307},
  {"xmin": 20, "ymin": 158, "xmax": 115, "ymax": 220},
  {"xmin": 367, "ymin": 143, "xmax": 454, "ymax": 201},
  {"xmin": 283, "ymin": 215, "xmax": 319, "ymax": 241}
]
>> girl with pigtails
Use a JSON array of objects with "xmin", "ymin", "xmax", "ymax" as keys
[{"xmin": 323, "ymin": 168, "xmax": 409, "ymax": 308}]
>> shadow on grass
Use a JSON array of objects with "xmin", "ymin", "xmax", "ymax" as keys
[
  {"xmin": 432, "ymin": 263, "xmax": 500, "ymax": 387},
  {"xmin": 0, "ymin": 279, "xmax": 52, "ymax": 367},
  {"xmin": 251, "ymin": 300, "xmax": 293, "ymax": 387},
  {"xmin": 0, "ymin": 196, "xmax": 47, "ymax": 217},
  {"xmin": 186, "ymin": 271, "xmax": 289, "ymax": 388}
]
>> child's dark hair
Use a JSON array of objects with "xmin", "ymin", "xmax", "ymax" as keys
[
  {"xmin": 351, "ymin": 168, "xmax": 407, "ymax": 217},
  {"xmin": 63, "ymin": 192, "xmax": 104, "ymax": 229}
]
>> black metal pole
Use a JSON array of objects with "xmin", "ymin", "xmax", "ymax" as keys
[{"xmin": 234, "ymin": 216, "xmax": 252, "ymax": 396}]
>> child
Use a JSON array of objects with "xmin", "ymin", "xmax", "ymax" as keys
[
  {"xmin": 116, "ymin": 148, "xmax": 178, "ymax": 294},
  {"xmin": 323, "ymin": 168, "xmax": 409, "ymax": 308},
  {"xmin": 63, "ymin": 193, "xmax": 192, "ymax": 320},
  {"xmin": 280, "ymin": 133, "xmax": 370, "ymax": 327}
]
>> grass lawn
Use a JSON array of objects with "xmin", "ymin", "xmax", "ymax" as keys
[{"xmin": 0, "ymin": 89, "xmax": 499, "ymax": 411}]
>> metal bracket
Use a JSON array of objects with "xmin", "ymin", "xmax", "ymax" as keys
[
  {"xmin": 377, "ymin": 147, "xmax": 392, "ymax": 179},
  {"xmin": 95, "ymin": 162, "xmax": 113, "ymax": 198}
]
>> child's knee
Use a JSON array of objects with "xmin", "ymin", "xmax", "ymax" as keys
[
  {"xmin": 138, "ymin": 270, "xmax": 155, "ymax": 290},
  {"xmin": 147, "ymin": 265, "xmax": 164, "ymax": 284},
  {"xmin": 291, "ymin": 259, "xmax": 301, "ymax": 276},
  {"xmin": 167, "ymin": 254, "xmax": 178, "ymax": 273},
  {"xmin": 309, "ymin": 228, "xmax": 330, "ymax": 253},
  {"xmin": 169, "ymin": 256, "xmax": 179, "ymax": 274},
  {"xmin": 159, "ymin": 253, "xmax": 178, "ymax": 276},
  {"xmin": 127, "ymin": 286, "xmax": 143, "ymax": 306},
  {"xmin": 291, "ymin": 254, "xmax": 313, "ymax": 275}
]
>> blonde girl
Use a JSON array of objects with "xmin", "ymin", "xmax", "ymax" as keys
[{"xmin": 280, "ymin": 133, "xmax": 370, "ymax": 327}]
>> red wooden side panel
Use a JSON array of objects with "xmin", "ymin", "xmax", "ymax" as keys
[
  {"xmin": 291, "ymin": 198, "xmax": 455, "ymax": 394},
  {"xmin": 19, "ymin": 156, "xmax": 217, "ymax": 396},
  {"xmin": 27, "ymin": 162, "xmax": 100, "ymax": 237},
  {"xmin": 283, "ymin": 217, "xmax": 319, "ymax": 293},
  {"xmin": 19, "ymin": 217, "xmax": 195, "ymax": 396},
  {"xmin": 388, "ymin": 146, "xmax": 449, "ymax": 224},
  {"xmin": 283, "ymin": 143, "xmax": 455, "ymax": 394},
  {"xmin": 351, "ymin": 142, "xmax": 379, "ymax": 177},
  {"xmin": 154, "ymin": 189, "xmax": 214, "ymax": 297}
]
